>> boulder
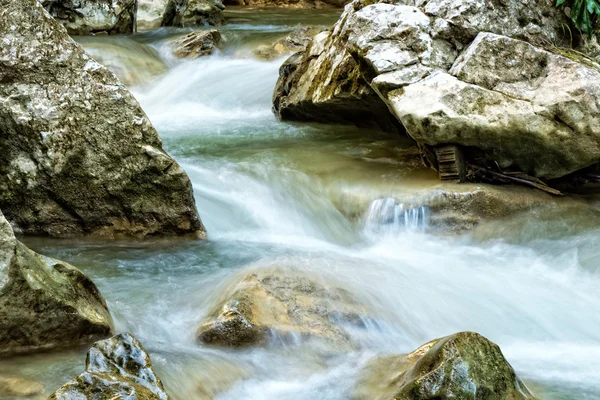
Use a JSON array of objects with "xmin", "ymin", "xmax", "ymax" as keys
[
  {"xmin": 254, "ymin": 26, "xmax": 325, "ymax": 61},
  {"xmin": 272, "ymin": 28, "xmax": 403, "ymax": 133},
  {"xmin": 224, "ymin": 0, "xmax": 348, "ymax": 7},
  {"xmin": 137, "ymin": 0, "xmax": 171, "ymax": 30},
  {"xmin": 0, "ymin": 0, "xmax": 204, "ymax": 238},
  {"xmin": 0, "ymin": 210, "xmax": 113, "ymax": 354},
  {"xmin": 41, "ymin": 0, "xmax": 136, "ymax": 35},
  {"xmin": 172, "ymin": 30, "xmax": 223, "ymax": 59},
  {"xmin": 353, "ymin": 331, "xmax": 535, "ymax": 400},
  {"xmin": 162, "ymin": 0, "xmax": 225, "ymax": 27},
  {"xmin": 197, "ymin": 267, "xmax": 369, "ymax": 348},
  {"xmin": 49, "ymin": 333, "xmax": 170, "ymax": 400},
  {"xmin": 390, "ymin": 33, "xmax": 600, "ymax": 179},
  {"xmin": 273, "ymin": 0, "xmax": 569, "ymax": 132}
]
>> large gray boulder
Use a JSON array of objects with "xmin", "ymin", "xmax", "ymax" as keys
[
  {"xmin": 0, "ymin": 0, "xmax": 204, "ymax": 238},
  {"xmin": 273, "ymin": 0, "xmax": 568, "ymax": 132},
  {"xmin": 0, "ymin": 210, "xmax": 113, "ymax": 354},
  {"xmin": 49, "ymin": 333, "xmax": 170, "ymax": 400},
  {"xmin": 390, "ymin": 33, "xmax": 600, "ymax": 179},
  {"xmin": 41, "ymin": 0, "xmax": 136, "ymax": 35},
  {"xmin": 354, "ymin": 332, "xmax": 535, "ymax": 400}
]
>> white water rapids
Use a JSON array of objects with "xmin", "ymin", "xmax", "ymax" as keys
[{"xmin": 5, "ymin": 9, "xmax": 600, "ymax": 400}]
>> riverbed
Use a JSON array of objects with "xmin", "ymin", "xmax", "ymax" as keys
[{"xmin": 3, "ymin": 8, "xmax": 600, "ymax": 400}]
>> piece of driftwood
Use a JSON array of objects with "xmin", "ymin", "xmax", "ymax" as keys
[{"xmin": 474, "ymin": 168, "xmax": 563, "ymax": 196}]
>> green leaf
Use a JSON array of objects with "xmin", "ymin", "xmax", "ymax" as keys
[{"xmin": 556, "ymin": 0, "xmax": 567, "ymax": 6}]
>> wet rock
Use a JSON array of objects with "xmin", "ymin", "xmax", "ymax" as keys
[
  {"xmin": 197, "ymin": 267, "xmax": 369, "ymax": 347},
  {"xmin": 0, "ymin": 210, "xmax": 113, "ymax": 354},
  {"xmin": 163, "ymin": 0, "xmax": 225, "ymax": 27},
  {"xmin": 354, "ymin": 331, "xmax": 535, "ymax": 400},
  {"xmin": 41, "ymin": 0, "xmax": 136, "ymax": 35},
  {"xmin": 49, "ymin": 333, "xmax": 169, "ymax": 400},
  {"xmin": 173, "ymin": 30, "xmax": 223, "ymax": 59},
  {"xmin": 0, "ymin": 376, "xmax": 44, "ymax": 399},
  {"xmin": 272, "ymin": 29, "xmax": 402, "ymax": 133},
  {"xmin": 0, "ymin": 0, "xmax": 204, "ymax": 238},
  {"xmin": 273, "ymin": 0, "xmax": 568, "ymax": 133},
  {"xmin": 390, "ymin": 33, "xmax": 600, "ymax": 179},
  {"xmin": 355, "ymin": 183, "xmax": 593, "ymax": 234},
  {"xmin": 254, "ymin": 27, "xmax": 325, "ymax": 61}
]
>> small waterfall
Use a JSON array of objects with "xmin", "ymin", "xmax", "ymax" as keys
[{"xmin": 364, "ymin": 198, "xmax": 429, "ymax": 234}]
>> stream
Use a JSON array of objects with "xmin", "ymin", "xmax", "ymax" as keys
[{"xmin": 3, "ymin": 8, "xmax": 600, "ymax": 400}]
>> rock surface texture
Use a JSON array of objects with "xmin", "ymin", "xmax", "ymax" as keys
[
  {"xmin": 273, "ymin": 0, "xmax": 600, "ymax": 181},
  {"xmin": 197, "ymin": 267, "xmax": 369, "ymax": 347},
  {"xmin": 254, "ymin": 27, "xmax": 324, "ymax": 61},
  {"xmin": 138, "ymin": 0, "xmax": 171, "ymax": 30},
  {"xmin": 0, "ymin": 210, "xmax": 113, "ymax": 354},
  {"xmin": 224, "ymin": 0, "xmax": 348, "ymax": 7},
  {"xmin": 41, "ymin": 0, "xmax": 136, "ymax": 35},
  {"xmin": 354, "ymin": 331, "xmax": 535, "ymax": 400},
  {"xmin": 162, "ymin": 0, "xmax": 225, "ymax": 27},
  {"xmin": 173, "ymin": 30, "xmax": 223, "ymax": 59},
  {"xmin": 0, "ymin": 0, "xmax": 204, "ymax": 238},
  {"xmin": 49, "ymin": 333, "xmax": 170, "ymax": 400}
]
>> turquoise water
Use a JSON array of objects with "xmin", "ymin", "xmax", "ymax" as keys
[{"xmin": 3, "ymin": 9, "xmax": 600, "ymax": 399}]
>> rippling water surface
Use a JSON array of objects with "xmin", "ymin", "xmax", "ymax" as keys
[{"xmin": 4, "ymin": 8, "xmax": 600, "ymax": 400}]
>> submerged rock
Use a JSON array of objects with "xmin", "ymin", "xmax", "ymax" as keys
[
  {"xmin": 173, "ymin": 30, "xmax": 223, "ymax": 59},
  {"xmin": 163, "ymin": 0, "xmax": 225, "ymax": 27},
  {"xmin": 49, "ymin": 333, "xmax": 169, "ymax": 400},
  {"xmin": 0, "ymin": 0, "xmax": 204, "ymax": 238},
  {"xmin": 354, "ymin": 332, "xmax": 535, "ymax": 400},
  {"xmin": 41, "ymin": 0, "xmax": 136, "ymax": 35},
  {"xmin": 255, "ymin": 27, "xmax": 325, "ymax": 61},
  {"xmin": 0, "ymin": 376, "xmax": 44, "ymax": 399},
  {"xmin": 197, "ymin": 267, "xmax": 369, "ymax": 347},
  {"xmin": 0, "ymin": 210, "xmax": 113, "ymax": 354}
]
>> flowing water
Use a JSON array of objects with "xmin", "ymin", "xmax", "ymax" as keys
[{"xmin": 3, "ymin": 8, "xmax": 600, "ymax": 399}]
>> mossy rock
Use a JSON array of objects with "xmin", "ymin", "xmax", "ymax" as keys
[
  {"xmin": 0, "ymin": 210, "xmax": 113, "ymax": 354},
  {"xmin": 354, "ymin": 332, "xmax": 536, "ymax": 400}
]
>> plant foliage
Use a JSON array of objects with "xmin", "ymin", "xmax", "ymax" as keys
[{"xmin": 556, "ymin": 0, "xmax": 600, "ymax": 37}]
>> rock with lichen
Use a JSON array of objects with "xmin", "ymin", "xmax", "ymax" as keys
[
  {"xmin": 0, "ymin": 210, "xmax": 113, "ymax": 354},
  {"xmin": 0, "ymin": 0, "xmax": 204, "ymax": 238},
  {"xmin": 49, "ymin": 333, "xmax": 170, "ymax": 400},
  {"xmin": 41, "ymin": 0, "xmax": 136, "ymax": 35},
  {"xmin": 354, "ymin": 331, "xmax": 536, "ymax": 400}
]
